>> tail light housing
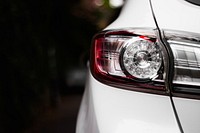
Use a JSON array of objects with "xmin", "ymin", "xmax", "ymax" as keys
[
  {"xmin": 90, "ymin": 29, "xmax": 168, "ymax": 94},
  {"xmin": 164, "ymin": 30, "xmax": 200, "ymax": 96}
]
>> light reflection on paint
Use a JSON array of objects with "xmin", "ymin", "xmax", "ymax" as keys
[
  {"xmin": 115, "ymin": 119, "xmax": 177, "ymax": 133},
  {"xmin": 109, "ymin": 0, "xmax": 124, "ymax": 8}
]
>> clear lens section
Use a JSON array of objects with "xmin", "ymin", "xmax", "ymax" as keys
[
  {"xmin": 95, "ymin": 37, "xmax": 127, "ymax": 77},
  {"xmin": 122, "ymin": 39, "xmax": 162, "ymax": 79},
  {"xmin": 165, "ymin": 30, "xmax": 200, "ymax": 94},
  {"xmin": 171, "ymin": 42, "xmax": 200, "ymax": 84}
]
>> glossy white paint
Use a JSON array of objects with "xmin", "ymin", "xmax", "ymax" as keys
[
  {"xmin": 76, "ymin": 71, "xmax": 99, "ymax": 133},
  {"xmin": 77, "ymin": 0, "xmax": 200, "ymax": 133},
  {"xmin": 105, "ymin": 0, "xmax": 156, "ymax": 30},
  {"xmin": 151, "ymin": 1, "xmax": 200, "ymax": 132},
  {"xmin": 151, "ymin": 0, "xmax": 200, "ymax": 34},
  {"xmin": 76, "ymin": 71, "xmax": 181, "ymax": 133},
  {"xmin": 173, "ymin": 97, "xmax": 200, "ymax": 133}
]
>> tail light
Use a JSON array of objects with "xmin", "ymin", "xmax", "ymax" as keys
[
  {"xmin": 90, "ymin": 29, "xmax": 168, "ymax": 94},
  {"xmin": 164, "ymin": 30, "xmax": 200, "ymax": 96}
]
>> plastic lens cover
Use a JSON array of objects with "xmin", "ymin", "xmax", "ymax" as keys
[
  {"xmin": 122, "ymin": 39, "xmax": 162, "ymax": 79},
  {"xmin": 165, "ymin": 30, "xmax": 200, "ymax": 94},
  {"xmin": 92, "ymin": 29, "xmax": 164, "ymax": 82}
]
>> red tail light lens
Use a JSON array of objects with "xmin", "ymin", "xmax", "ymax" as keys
[{"xmin": 91, "ymin": 29, "xmax": 167, "ymax": 93}]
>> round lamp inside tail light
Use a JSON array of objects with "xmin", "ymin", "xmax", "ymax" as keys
[{"xmin": 121, "ymin": 39, "xmax": 162, "ymax": 79}]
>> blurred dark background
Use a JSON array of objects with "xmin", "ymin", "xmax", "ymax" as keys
[{"xmin": 0, "ymin": 0, "xmax": 123, "ymax": 133}]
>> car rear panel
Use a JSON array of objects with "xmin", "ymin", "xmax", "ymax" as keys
[
  {"xmin": 151, "ymin": 0, "xmax": 200, "ymax": 132},
  {"xmin": 173, "ymin": 97, "xmax": 200, "ymax": 133},
  {"xmin": 150, "ymin": 0, "xmax": 200, "ymax": 34},
  {"xmin": 76, "ymin": 71, "xmax": 181, "ymax": 133},
  {"xmin": 77, "ymin": 0, "xmax": 200, "ymax": 132},
  {"xmin": 105, "ymin": 0, "xmax": 156, "ymax": 29}
]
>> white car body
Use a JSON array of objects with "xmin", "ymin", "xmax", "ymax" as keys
[{"xmin": 76, "ymin": 0, "xmax": 200, "ymax": 133}]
